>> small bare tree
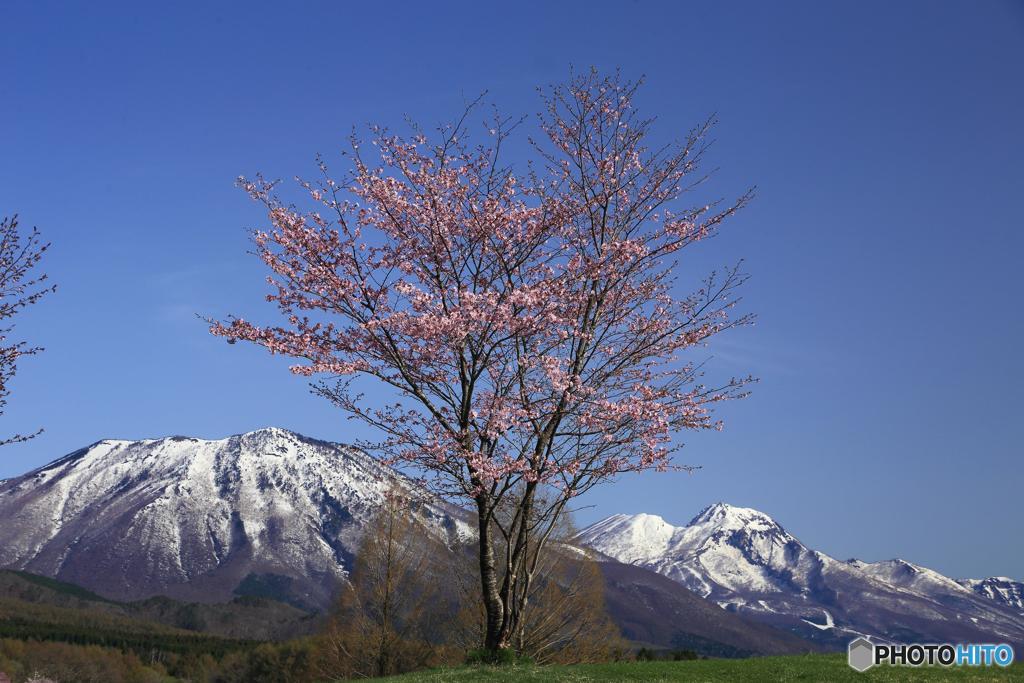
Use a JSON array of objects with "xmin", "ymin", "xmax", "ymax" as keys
[
  {"xmin": 0, "ymin": 215, "xmax": 55, "ymax": 446},
  {"xmin": 317, "ymin": 494, "xmax": 446, "ymax": 679},
  {"xmin": 514, "ymin": 542, "xmax": 623, "ymax": 664}
]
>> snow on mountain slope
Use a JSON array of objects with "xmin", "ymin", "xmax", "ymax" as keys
[
  {"xmin": 574, "ymin": 513, "xmax": 678, "ymax": 564},
  {"xmin": 577, "ymin": 504, "xmax": 810, "ymax": 599},
  {"xmin": 0, "ymin": 428, "xmax": 468, "ymax": 609},
  {"xmin": 958, "ymin": 577, "xmax": 1024, "ymax": 613},
  {"xmin": 576, "ymin": 503, "xmax": 1024, "ymax": 649},
  {"xmin": 848, "ymin": 558, "xmax": 974, "ymax": 598}
]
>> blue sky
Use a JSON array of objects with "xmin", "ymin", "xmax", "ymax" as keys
[{"xmin": 1, "ymin": 1, "xmax": 1021, "ymax": 580}]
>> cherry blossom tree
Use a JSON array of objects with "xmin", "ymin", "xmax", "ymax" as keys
[
  {"xmin": 0, "ymin": 215, "xmax": 55, "ymax": 446},
  {"xmin": 212, "ymin": 69, "xmax": 754, "ymax": 655}
]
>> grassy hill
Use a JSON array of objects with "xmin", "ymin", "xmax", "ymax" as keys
[{"xmin": 375, "ymin": 655, "xmax": 1024, "ymax": 682}]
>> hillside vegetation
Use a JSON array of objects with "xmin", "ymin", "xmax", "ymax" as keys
[{"xmin": 0, "ymin": 569, "xmax": 319, "ymax": 640}]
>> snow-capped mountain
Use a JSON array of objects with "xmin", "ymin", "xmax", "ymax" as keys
[
  {"xmin": 576, "ymin": 504, "xmax": 1024, "ymax": 649},
  {"xmin": 578, "ymin": 505, "xmax": 810, "ymax": 599},
  {"xmin": 0, "ymin": 431, "xmax": 816, "ymax": 656},
  {"xmin": 0, "ymin": 428, "xmax": 469, "ymax": 609},
  {"xmin": 957, "ymin": 577, "xmax": 1024, "ymax": 614},
  {"xmin": 2, "ymin": 434, "xmax": 1019, "ymax": 652}
]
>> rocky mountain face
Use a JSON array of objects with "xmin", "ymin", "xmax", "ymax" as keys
[
  {"xmin": 576, "ymin": 504, "xmax": 1024, "ymax": 649},
  {"xmin": 957, "ymin": 576, "xmax": 1024, "ymax": 614},
  {"xmin": 0, "ymin": 428, "xmax": 469, "ymax": 610}
]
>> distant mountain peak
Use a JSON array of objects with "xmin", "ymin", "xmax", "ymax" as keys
[
  {"xmin": 605, "ymin": 512, "xmax": 673, "ymax": 529},
  {"xmin": 576, "ymin": 503, "xmax": 1024, "ymax": 649},
  {"xmin": 238, "ymin": 426, "xmax": 304, "ymax": 440},
  {"xmin": 586, "ymin": 503, "xmax": 786, "ymax": 541},
  {"xmin": 688, "ymin": 502, "xmax": 783, "ymax": 531}
]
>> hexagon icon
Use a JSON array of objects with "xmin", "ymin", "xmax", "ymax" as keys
[{"xmin": 848, "ymin": 637, "xmax": 875, "ymax": 672}]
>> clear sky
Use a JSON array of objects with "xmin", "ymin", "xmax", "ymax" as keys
[{"xmin": 1, "ymin": 1, "xmax": 1021, "ymax": 580}]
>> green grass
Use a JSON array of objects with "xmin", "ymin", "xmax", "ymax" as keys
[{"xmin": 376, "ymin": 654, "xmax": 1024, "ymax": 682}]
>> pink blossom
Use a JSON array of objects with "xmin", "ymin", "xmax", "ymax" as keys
[{"xmin": 211, "ymin": 70, "xmax": 754, "ymax": 501}]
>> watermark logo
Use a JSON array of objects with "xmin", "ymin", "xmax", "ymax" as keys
[{"xmin": 847, "ymin": 637, "xmax": 1015, "ymax": 672}]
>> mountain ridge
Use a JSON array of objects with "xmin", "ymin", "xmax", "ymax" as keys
[
  {"xmin": 576, "ymin": 504, "xmax": 1024, "ymax": 648},
  {"xmin": 0, "ymin": 433, "xmax": 819, "ymax": 657},
  {"xmin": 2, "ymin": 431, "xmax": 1020, "ymax": 654}
]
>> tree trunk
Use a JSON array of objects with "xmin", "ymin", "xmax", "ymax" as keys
[
  {"xmin": 500, "ymin": 483, "xmax": 535, "ymax": 651},
  {"xmin": 476, "ymin": 495, "xmax": 507, "ymax": 653}
]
